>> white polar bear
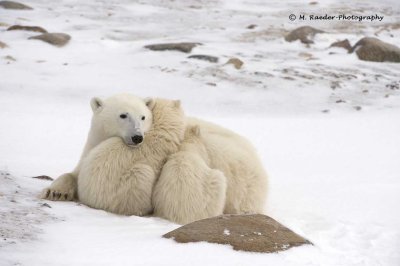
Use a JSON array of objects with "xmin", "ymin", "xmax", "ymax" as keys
[
  {"xmin": 41, "ymin": 94, "xmax": 184, "ymax": 204},
  {"xmin": 153, "ymin": 118, "xmax": 268, "ymax": 224},
  {"xmin": 77, "ymin": 98, "xmax": 185, "ymax": 215}
]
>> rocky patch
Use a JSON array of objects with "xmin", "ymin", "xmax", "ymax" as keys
[
  {"xmin": 28, "ymin": 33, "xmax": 71, "ymax": 47},
  {"xmin": 0, "ymin": 1, "xmax": 32, "ymax": 10},
  {"xmin": 188, "ymin": 54, "xmax": 218, "ymax": 63},
  {"xmin": 285, "ymin": 26, "xmax": 324, "ymax": 44},
  {"xmin": 0, "ymin": 41, "xmax": 8, "ymax": 49},
  {"xmin": 144, "ymin": 42, "xmax": 201, "ymax": 53},
  {"xmin": 225, "ymin": 58, "xmax": 244, "ymax": 69},
  {"xmin": 330, "ymin": 39, "xmax": 352, "ymax": 52},
  {"xmin": 350, "ymin": 37, "xmax": 400, "ymax": 63},
  {"xmin": 7, "ymin": 25, "xmax": 47, "ymax": 33},
  {"xmin": 163, "ymin": 214, "xmax": 312, "ymax": 253}
]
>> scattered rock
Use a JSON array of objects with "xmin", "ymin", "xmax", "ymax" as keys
[
  {"xmin": 336, "ymin": 99, "xmax": 346, "ymax": 103},
  {"xmin": 188, "ymin": 54, "xmax": 218, "ymax": 63},
  {"xmin": 206, "ymin": 82, "xmax": 217, "ymax": 86},
  {"xmin": 350, "ymin": 37, "xmax": 400, "ymax": 63},
  {"xmin": 144, "ymin": 42, "xmax": 201, "ymax": 53},
  {"xmin": 163, "ymin": 214, "xmax": 312, "ymax": 253},
  {"xmin": 354, "ymin": 106, "xmax": 362, "ymax": 111},
  {"xmin": 309, "ymin": 1, "xmax": 318, "ymax": 4},
  {"xmin": 284, "ymin": 26, "xmax": 324, "ymax": 44},
  {"xmin": 7, "ymin": 25, "xmax": 47, "ymax": 33},
  {"xmin": 225, "ymin": 58, "xmax": 244, "ymax": 69},
  {"xmin": 330, "ymin": 39, "xmax": 352, "ymax": 52},
  {"xmin": 4, "ymin": 55, "xmax": 16, "ymax": 61},
  {"xmin": 0, "ymin": 22, "xmax": 10, "ymax": 27},
  {"xmin": 28, "ymin": 33, "xmax": 71, "ymax": 47},
  {"xmin": 41, "ymin": 203, "xmax": 52, "ymax": 208},
  {"xmin": 298, "ymin": 52, "xmax": 316, "ymax": 60},
  {"xmin": 32, "ymin": 175, "xmax": 54, "ymax": 181},
  {"xmin": 247, "ymin": 24, "xmax": 257, "ymax": 29},
  {"xmin": 322, "ymin": 109, "xmax": 330, "ymax": 113},
  {"xmin": 0, "ymin": 1, "xmax": 32, "ymax": 10},
  {"xmin": 0, "ymin": 41, "xmax": 8, "ymax": 49}
]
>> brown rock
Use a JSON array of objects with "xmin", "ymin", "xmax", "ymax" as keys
[
  {"xmin": 0, "ymin": 41, "xmax": 8, "ymax": 49},
  {"xmin": 350, "ymin": 37, "xmax": 400, "ymax": 63},
  {"xmin": 330, "ymin": 39, "xmax": 352, "ymax": 52},
  {"xmin": 0, "ymin": 1, "xmax": 32, "ymax": 9},
  {"xmin": 7, "ymin": 25, "xmax": 47, "ymax": 33},
  {"xmin": 0, "ymin": 22, "xmax": 10, "ymax": 27},
  {"xmin": 28, "ymin": 33, "xmax": 71, "ymax": 47},
  {"xmin": 188, "ymin": 54, "xmax": 219, "ymax": 63},
  {"xmin": 4, "ymin": 55, "xmax": 16, "ymax": 61},
  {"xmin": 247, "ymin": 24, "xmax": 257, "ymax": 29},
  {"xmin": 144, "ymin": 42, "xmax": 201, "ymax": 53},
  {"xmin": 32, "ymin": 175, "xmax": 54, "ymax": 181},
  {"xmin": 285, "ymin": 26, "xmax": 324, "ymax": 44},
  {"xmin": 163, "ymin": 214, "xmax": 312, "ymax": 253},
  {"xmin": 225, "ymin": 58, "xmax": 244, "ymax": 69}
]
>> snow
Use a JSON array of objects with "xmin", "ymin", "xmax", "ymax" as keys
[{"xmin": 1, "ymin": 0, "xmax": 400, "ymax": 265}]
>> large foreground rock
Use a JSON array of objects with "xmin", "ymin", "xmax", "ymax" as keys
[
  {"xmin": 28, "ymin": 33, "xmax": 71, "ymax": 47},
  {"xmin": 144, "ymin": 42, "xmax": 201, "ymax": 53},
  {"xmin": 0, "ymin": 1, "xmax": 32, "ymax": 9},
  {"xmin": 163, "ymin": 214, "xmax": 312, "ymax": 253},
  {"xmin": 285, "ymin": 26, "xmax": 324, "ymax": 44},
  {"xmin": 350, "ymin": 37, "xmax": 400, "ymax": 63}
]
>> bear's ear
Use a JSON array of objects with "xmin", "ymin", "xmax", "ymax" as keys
[
  {"xmin": 145, "ymin": 97, "xmax": 155, "ymax": 110},
  {"xmin": 190, "ymin": 125, "xmax": 201, "ymax": 136},
  {"xmin": 173, "ymin": 100, "xmax": 181, "ymax": 108},
  {"xmin": 90, "ymin": 97, "xmax": 104, "ymax": 112}
]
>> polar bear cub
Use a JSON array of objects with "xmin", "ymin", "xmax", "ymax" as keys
[{"xmin": 153, "ymin": 126, "xmax": 227, "ymax": 224}]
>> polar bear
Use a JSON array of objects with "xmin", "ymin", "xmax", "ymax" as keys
[
  {"xmin": 153, "ymin": 125, "xmax": 227, "ymax": 224},
  {"xmin": 77, "ymin": 98, "xmax": 185, "ymax": 215},
  {"xmin": 41, "ymin": 94, "xmax": 185, "ymax": 208},
  {"xmin": 153, "ymin": 117, "xmax": 268, "ymax": 224}
]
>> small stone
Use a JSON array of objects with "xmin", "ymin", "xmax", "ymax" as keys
[
  {"xmin": 0, "ymin": 1, "xmax": 32, "ymax": 9},
  {"xmin": 144, "ymin": 42, "xmax": 201, "ymax": 53},
  {"xmin": 330, "ymin": 39, "xmax": 352, "ymax": 52},
  {"xmin": 309, "ymin": 1, "xmax": 318, "ymax": 5},
  {"xmin": 298, "ymin": 52, "xmax": 314, "ymax": 60},
  {"xmin": 0, "ymin": 22, "xmax": 10, "ymax": 27},
  {"xmin": 188, "ymin": 54, "xmax": 219, "ymax": 63},
  {"xmin": 32, "ymin": 175, "xmax": 54, "ymax": 181},
  {"xmin": 322, "ymin": 109, "xmax": 330, "ymax": 113},
  {"xmin": 336, "ymin": 99, "xmax": 346, "ymax": 103},
  {"xmin": 7, "ymin": 25, "xmax": 47, "ymax": 33},
  {"xmin": 0, "ymin": 41, "xmax": 8, "ymax": 49},
  {"xmin": 206, "ymin": 82, "xmax": 217, "ymax": 86},
  {"xmin": 350, "ymin": 37, "xmax": 400, "ymax": 63},
  {"xmin": 4, "ymin": 55, "xmax": 16, "ymax": 61},
  {"xmin": 247, "ymin": 24, "xmax": 257, "ymax": 29},
  {"xmin": 362, "ymin": 89, "xmax": 369, "ymax": 93},
  {"xmin": 28, "ymin": 33, "xmax": 71, "ymax": 47},
  {"xmin": 225, "ymin": 58, "xmax": 244, "ymax": 69},
  {"xmin": 163, "ymin": 214, "xmax": 312, "ymax": 253},
  {"xmin": 354, "ymin": 106, "xmax": 362, "ymax": 111},
  {"xmin": 285, "ymin": 26, "xmax": 324, "ymax": 44},
  {"xmin": 41, "ymin": 203, "xmax": 52, "ymax": 208}
]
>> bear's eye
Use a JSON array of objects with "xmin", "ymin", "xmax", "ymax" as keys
[
  {"xmin": 141, "ymin": 116, "xmax": 145, "ymax": 121},
  {"xmin": 120, "ymin": 114, "xmax": 127, "ymax": 119}
]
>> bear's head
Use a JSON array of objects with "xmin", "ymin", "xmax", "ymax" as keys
[{"xmin": 90, "ymin": 94, "xmax": 154, "ymax": 146}]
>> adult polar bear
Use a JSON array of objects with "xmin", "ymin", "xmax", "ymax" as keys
[{"xmin": 42, "ymin": 93, "xmax": 268, "ymax": 224}]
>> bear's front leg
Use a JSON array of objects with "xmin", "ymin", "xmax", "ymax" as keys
[
  {"xmin": 153, "ymin": 151, "xmax": 227, "ymax": 224},
  {"xmin": 41, "ymin": 173, "xmax": 77, "ymax": 201}
]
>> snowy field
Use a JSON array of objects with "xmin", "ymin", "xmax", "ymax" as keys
[{"xmin": 1, "ymin": 0, "xmax": 400, "ymax": 265}]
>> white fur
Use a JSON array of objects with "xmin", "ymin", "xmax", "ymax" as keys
[{"xmin": 153, "ymin": 118, "xmax": 268, "ymax": 224}]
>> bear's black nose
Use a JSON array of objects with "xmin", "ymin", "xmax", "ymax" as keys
[{"xmin": 131, "ymin": 135, "xmax": 143, "ymax": 144}]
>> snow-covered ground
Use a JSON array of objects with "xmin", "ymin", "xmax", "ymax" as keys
[{"xmin": 1, "ymin": 0, "xmax": 400, "ymax": 265}]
